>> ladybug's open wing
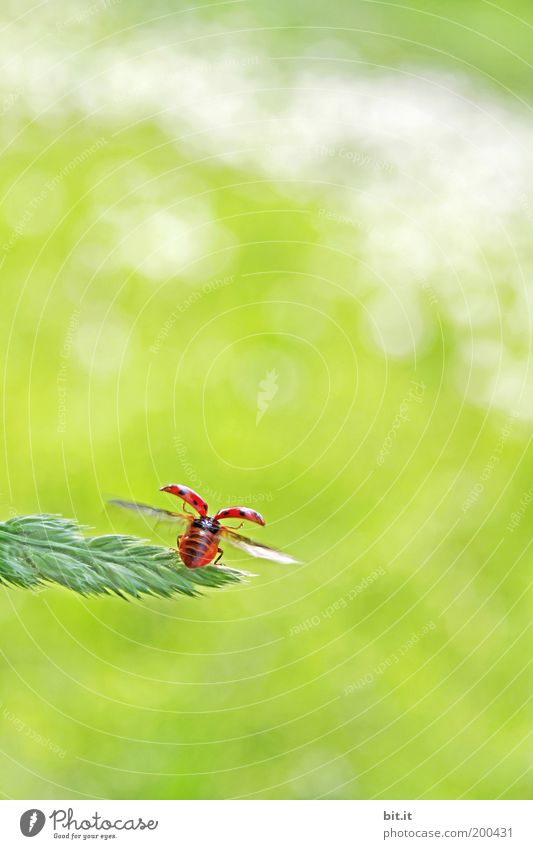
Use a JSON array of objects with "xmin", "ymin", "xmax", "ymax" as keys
[
  {"xmin": 222, "ymin": 528, "xmax": 299, "ymax": 564},
  {"xmin": 108, "ymin": 499, "xmax": 190, "ymax": 530}
]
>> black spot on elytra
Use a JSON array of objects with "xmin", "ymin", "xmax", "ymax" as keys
[{"xmin": 240, "ymin": 510, "xmax": 245, "ymax": 516}]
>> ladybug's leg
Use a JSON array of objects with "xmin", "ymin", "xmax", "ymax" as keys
[
  {"xmin": 222, "ymin": 522, "xmax": 244, "ymax": 531},
  {"xmin": 214, "ymin": 548, "xmax": 224, "ymax": 565}
]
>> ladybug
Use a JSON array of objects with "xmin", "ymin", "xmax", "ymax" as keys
[{"xmin": 110, "ymin": 484, "xmax": 298, "ymax": 569}]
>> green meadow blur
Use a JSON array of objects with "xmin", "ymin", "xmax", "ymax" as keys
[{"xmin": 0, "ymin": 1, "xmax": 531, "ymax": 799}]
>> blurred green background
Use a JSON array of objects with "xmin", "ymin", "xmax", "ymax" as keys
[{"xmin": 0, "ymin": 0, "xmax": 531, "ymax": 800}]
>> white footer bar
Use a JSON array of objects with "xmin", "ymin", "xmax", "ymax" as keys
[{"xmin": 1, "ymin": 800, "xmax": 531, "ymax": 848}]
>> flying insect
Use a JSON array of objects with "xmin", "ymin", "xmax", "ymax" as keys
[{"xmin": 110, "ymin": 484, "xmax": 298, "ymax": 569}]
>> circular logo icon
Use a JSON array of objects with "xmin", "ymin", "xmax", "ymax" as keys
[{"xmin": 20, "ymin": 810, "xmax": 46, "ymax": 837}]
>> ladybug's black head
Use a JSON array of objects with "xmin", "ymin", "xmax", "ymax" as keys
[{"xmin": 192, "ymin": 516, "xmax": 220, "ymax": 533}]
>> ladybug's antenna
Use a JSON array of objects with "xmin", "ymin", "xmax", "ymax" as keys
[{"xmin": 160, "ymin": 484, "xmax": 208, "ymax": 517}]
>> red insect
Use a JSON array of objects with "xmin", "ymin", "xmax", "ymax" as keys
[{"xmin": 110, "ymin": 484, "xmax": 298, "ymax": 569}]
